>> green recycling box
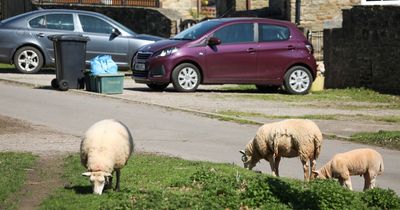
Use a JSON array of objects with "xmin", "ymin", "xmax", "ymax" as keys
[{"xmin": 86, "ymin": 73, "xmax": 124, "ymax": 94}]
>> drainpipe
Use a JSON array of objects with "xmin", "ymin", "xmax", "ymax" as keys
[{"xmin": 295, "ymin": 0, "xmax": 301, "ymax": 25}]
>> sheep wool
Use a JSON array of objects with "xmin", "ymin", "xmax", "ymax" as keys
[
  {"xmin": 240, "ymin": 119, "xmax": 323, "ymax": 181},
  {"xmin": 313, "ymin": 148, "xmax": 384, "ymax": 191},
  {"xmin": 80, "ymin": 119, "xmax": 134, "ymax": 195}
]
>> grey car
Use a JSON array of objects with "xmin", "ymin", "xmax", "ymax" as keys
[{"xmin": 0, "ymin": 9, "xmax": 163, "ymax": 73}]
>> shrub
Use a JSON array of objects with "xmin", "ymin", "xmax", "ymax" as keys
[{"xmin": 361, "ymin": 188, "xmax": 400, "ymax": 209}]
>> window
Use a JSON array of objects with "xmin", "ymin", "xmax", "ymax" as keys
[
  {"xmin": 259, "ymin": 24, "xmax": 290, "ymax": 42},
  {"xmin": 29, "ymin": 14, "xmax": 74, "ymax": 31},
  {"xmin": 213, "ymin": 23, "xmax": 254, "ymax": 44},
  {"xmin": 79, "ymin": 15, "xmax": 113, "ymax": 34},
  {"xmin": 361, "ymin": 0, "xmax": 400, "ymax": 5}
]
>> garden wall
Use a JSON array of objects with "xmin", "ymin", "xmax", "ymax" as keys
[{"xmin": 324, "ymin": 6, "xmax": 400, "ymax": 94}]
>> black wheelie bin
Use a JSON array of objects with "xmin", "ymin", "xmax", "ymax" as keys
[{"xmin": 48, "ymin": 34, "xmax": 90, "ymax": 91}]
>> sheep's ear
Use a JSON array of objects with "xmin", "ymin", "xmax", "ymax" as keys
[
  {"xmin": 104, "ymin": 172, "xmax": 112, "ymax": 177},
  {"xmin": 82, "ymin": 172, "xmax": 92, "ymax": 177},
  {"xmin": 239, "ymin": 150, "xmax": 245, "ymax": 155},
  {"xmin": 312, "ymin": 170, "xmax": 319, "ymax": 177}
]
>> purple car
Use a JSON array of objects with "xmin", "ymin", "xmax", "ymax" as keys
[{"xmin": 132, "ymin": 18, "xmax": 317, "ymax": 94}]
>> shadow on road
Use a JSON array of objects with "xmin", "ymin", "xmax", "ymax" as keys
[{"xmin": 0, "ymin": 68, "xmax": 55, "ymax": 75}]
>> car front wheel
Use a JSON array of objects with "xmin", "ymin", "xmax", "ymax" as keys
[
  {"xmin": 284, "ymin": 66, "xmax": 312, "ymax": 95},
  {"xmin": 171, "ymin": 63, "xmax": 201, "ymax": 92},
  {"xmin": 13, "ymin": 46, "xmax": 44, "ymax": 74}
]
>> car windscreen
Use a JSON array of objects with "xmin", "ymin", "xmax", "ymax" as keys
[{"xmin": 172, "ymin": 20, "xmax": 221, "ymax": 40}]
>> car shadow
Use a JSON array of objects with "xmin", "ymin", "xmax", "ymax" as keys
[
  {"xmin": 125, "ymin": 86, "xmax": 284, "ymax": 94},
  {"xmin": 0, "ymin": 68, "xmax": 55, "ymax": 75}
]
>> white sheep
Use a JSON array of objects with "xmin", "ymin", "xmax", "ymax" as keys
[
  {"xmin": 80, "ymin": 119, "xmax": 134, "ymax": 195},
  {"xmin": 312, "ymin": 148, "xmax": 384, "ymax": 191},
  {"xmin": 240, "ymin": 119, "xmax": 323, "ymax": 181}
]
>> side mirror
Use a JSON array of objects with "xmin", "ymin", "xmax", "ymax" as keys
[
  {"xmin": 208, "ymin": 37, "xmax": 221, "ymax": 46},
  {"xmin": 112, "ymin": 28, "xmax": 121, "ymax": 36}
]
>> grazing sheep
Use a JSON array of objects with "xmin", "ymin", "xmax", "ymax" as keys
[
  {"xmin": 240, "ymin": 119, "xmax": 323, "ymax": 181},
  {"xmin": 312, "ymin": 148, "xmax": 384, "ymax": 191},
  {"xmin": 80, "ymin": 119, "xmax": 134, "ymax": 195}
]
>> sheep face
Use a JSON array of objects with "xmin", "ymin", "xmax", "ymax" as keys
[
  {"xmin": 240, "ymin": 150, "xmax": 257, "ymax": 170},
  {"xmin": 82, "ymin": 171, "xmax": 112, "ymax": 195}
]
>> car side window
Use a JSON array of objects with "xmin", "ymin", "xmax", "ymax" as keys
[
  {"xmin": 259, "ymin": 24, "xmax": 290, "ymax": 42},
  {"xmin": 79, "ymin": 15, "xmax": 113, "ymax": 34},
  {"xmin": 29, "ymin": 14, "xmax": 74, "ymax": 31},
  {"xmin": 213, "ymin": 23, "xmax": 254, "ymax": 44},
  {"xmin": 29, "ymin": 15, "xmax": 47, "ymax": 29}
]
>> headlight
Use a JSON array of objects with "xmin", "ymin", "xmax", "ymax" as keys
[{"xmin": 158, "ymin": 47, "xmax": 178, "ymax": 57}]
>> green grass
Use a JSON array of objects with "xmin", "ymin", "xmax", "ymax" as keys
[
  {"xmin": 39, "ymin": 153, "xmax": 400, "ymax": 209},
  {"xmin": 217, "ymin": 110, "xmax": 400, "ymax": 123},
  {"xmin": 220, "ymin": 86, "xmax": 400, "ymax": 110},
  {"xmin": 0, "ymin": 64, "xmax": 14, "ymax": 68},
  {"xmin": 0, "ymin": 152, "xmax": 37, "ymax": 209},
  {"xmin": 350, "ymin": 130, "xmax": 400, "ymax": 150}
]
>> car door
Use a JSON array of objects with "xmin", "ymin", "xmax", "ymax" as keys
[
  {"xmin": 256, "ymin": 23, "xmax": 294, "ymax": 82},
  {"xmin": 204, "ymin": 23, "xmax": 258, "ymax": 83},
  {"xmin": 28, "ymin": 13, "xmax": 76, "ymax": 63},
  {"xmin": 77, "ymin": 14, "xmax": 129, "ymax": 67}
]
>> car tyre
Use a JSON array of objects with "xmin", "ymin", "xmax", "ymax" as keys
[
  {"xmin": 51, "ymin": 78, "xmax": 59, "ymax": 89},
  {"xmin": 172, "ymin": 63, "xmax": 201, "ymax": 92},
  {"xmin": 146, "ymin": 83, "xmax": 169, "ymax": 91},
  {"xmin": 284, "ymin": 66, "xmax": 312, "ymax": 95},
  {"xmin": 58, "ymin": 80, "xmax": 69, "ymax": 91},
  {"xmin": 255, "ymin": 85, "xmax": 280, "ymax": 93},
  {"xmin": 13, "ymin": 46, "xmax": 44, "ymax": 74}
]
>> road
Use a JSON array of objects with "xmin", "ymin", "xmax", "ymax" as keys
[{"xmin": 0, "ymin": 82, "xmax": 399, "ymax": 194}]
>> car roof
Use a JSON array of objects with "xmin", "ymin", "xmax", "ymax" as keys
[{"xmin": 207, "ymin": 17, "xmax": 294, "ymax": 26}]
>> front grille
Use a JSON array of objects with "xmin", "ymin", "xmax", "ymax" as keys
[{"xmin": 137, "ymin": 51, "xmax": 153, "ymax": 60}]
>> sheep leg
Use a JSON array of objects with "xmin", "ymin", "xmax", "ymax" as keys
[
  {"xmin": 310, "ymin": 159, "xmax": 317, "ymax": 180},
  {"xmin": 274, "ymin": 156, "xmax": 281, "ymax": 177},
  {"xmin": 301, "ymin": 160, "xmax": 310, "ymax": 181},
  {"xmin": 114, "ymin": 169, "xmax": 121, "ymax": 191},
  {"xmin": 267, "ymin": 156, "xmax": 277, "ymax": 176},
  {"xmin": 370, "ymin": 176, "xmax": 377, "ymax": 189},
  {"xmin": 363, "ymin": 172, "xmax": 372, "ymax": 191}
]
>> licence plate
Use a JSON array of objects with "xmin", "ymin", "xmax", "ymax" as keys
[{"xmin": 134, "ymin": 63, "xmax": 145, "ymax": 71}]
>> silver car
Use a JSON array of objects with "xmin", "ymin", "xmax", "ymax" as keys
[{"xmin": 0, "ymin": 9, "xmax": 163, "ymax": 73}]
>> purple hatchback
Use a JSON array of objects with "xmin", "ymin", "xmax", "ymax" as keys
[{"xmin": 132, "ymin": 18, "xmax": 317, "ymax": 94}]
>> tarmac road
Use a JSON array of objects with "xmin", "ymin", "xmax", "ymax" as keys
[{"xmin": 0, "ymin": 82, "xmax": 399, "ymax": 194}]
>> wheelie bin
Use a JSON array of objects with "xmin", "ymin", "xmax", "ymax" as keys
[{"xmin": 48, "ymin": 34, "xmax": 90, "ymax": 91}]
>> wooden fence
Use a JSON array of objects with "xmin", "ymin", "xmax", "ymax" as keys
[{"xmin": 33, "ymin": 0, "xmax": 160, "ymax": 7}]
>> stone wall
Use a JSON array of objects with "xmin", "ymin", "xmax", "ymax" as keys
[
  {"xmin": 236, "ymin": 0, "xmax": 269, "ymax": 11},
  {"xmin": 294, "ymin": 0, "xmax": 360, "ymax": 31},
  {"xmin": 324, "ymin": 6, "xmax": 400, "ymax": 94},
  {"xmin": 37, "ymin": 5, "xmax": 176, "ymax": 38},
  {"xmin": 160, "ymin": 0, "xmax": 196, "ymax": 19}
]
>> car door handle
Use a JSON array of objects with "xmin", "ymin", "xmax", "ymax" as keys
[
  {"xmin": 247, "ymin": 48, "xmax": 255, "ymax": 53},
  {"xmin": 36, "ymin": 33, "xmax": 45, "ymax": 38},
  {"xmin": 287, "ymin": 45, "xmax": 295, "ymax": 50}
]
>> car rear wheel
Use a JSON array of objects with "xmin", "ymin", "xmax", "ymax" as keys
[
  {"xmin": 146, "ymin": 83, "xmax": 169, "ymax": 91},
  {"xmin": 255, "ymin": 85, "xmax": 280, "ymax": 93},
  {"xmin": 14, "ymin": 46, "xmax": 44, "ymax": 74},
  {"xmin": 172, "ymin": 63, "xmax": 201, "ymax": 92},
  {"xmin": 284, "ymin": 66, "xmax": 312, "ymax": 95}
]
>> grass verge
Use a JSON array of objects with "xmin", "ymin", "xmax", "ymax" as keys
[
  {"xmin": 0, "ymin": 152, "xmax": 37, "ymax": 209},
  {"xmin": 217, "ymin": 110, "xmax": 400, "ymax": 123},
  {"xmin": 350, "ymin": 130, "xmax": 400, "ymax": 150},
  {"xmin": 39, "ymin": 153, "xmax": 399, "ymax": 209},
  {"xmin": 221, "ymin": 86, "xmax": 400, "ymax": 110}
]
